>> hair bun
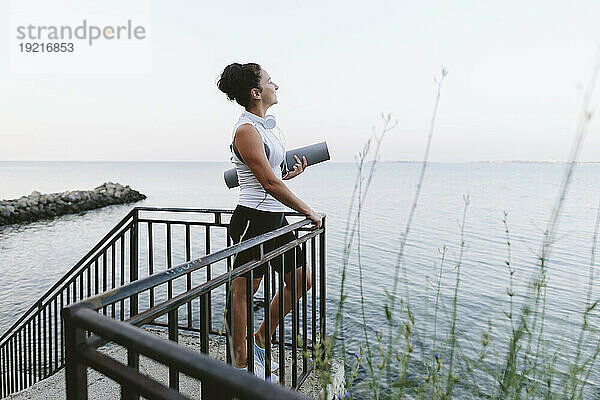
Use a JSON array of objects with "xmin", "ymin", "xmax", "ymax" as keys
[
  {"xmin": 218, "ymin": 63, "xmax": 243, "ymax": 101},
  {"xmin": 217, "ymin": 63, "xmax": 262, "ymax": 107}
]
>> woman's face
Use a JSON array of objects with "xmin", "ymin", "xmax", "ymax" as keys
[{"xmin": 255, "ymin": 69, "xmax": 278, "ymax": 107}]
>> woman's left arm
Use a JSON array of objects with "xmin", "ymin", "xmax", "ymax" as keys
[{"xmin": 282, "ymin": 155, "xmax": 308, "ymax": 180}]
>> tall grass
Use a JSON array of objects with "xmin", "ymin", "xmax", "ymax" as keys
[{"xmin": 316, "ymin": 57, "xmax": 600, "ymax": 399}]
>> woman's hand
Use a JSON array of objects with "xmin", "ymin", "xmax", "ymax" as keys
[
  {"xmin": 283, "ymin": 155, "xmax": 307, "ymax": 180},
  {"xmin": 307, "ymin": 209, "xmax": 322, "ymax": 230}
]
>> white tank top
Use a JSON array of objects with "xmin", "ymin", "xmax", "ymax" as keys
[{"xmin": 231, "ymin": 111, "xmax": 286, "ymax": 212}]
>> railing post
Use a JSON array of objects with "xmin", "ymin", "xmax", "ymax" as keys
[
  {"xmin": 185, "ymin": 224, "xmax": 192, "ymax": 328},
  {"xmin": 130, "ymin": 210, "xmax": 139, "ymax": 318},
  {"xmin": 62, "ymin": 306, "xmax": 88, "ymax": 400},
  {"xmin": 246, "ymin": 270, "xmax": 254, "ymax": 374},
  {"xmin": 42, "ymin": 305, "xmax": 47, "ymax": 379},
  {"xmin": 301, "ymin": 241, "xmax": 308, "ymax": 373},
  {"xmin": 225, "ymin": 235, "xmax": 233, "ymax": 366},
  {"xmin": 1, "ymin": 343, "xmax": 5, "ymax": 398},
  {"xmin": 120, "ymin": 235, "xmax": 125, "ymax": 321},
  {"xmin": 291, "ymin": 244, "xmax": 298, "ymax": 388},
  {"xmin": 32, "ymin": 315, "xmax": 37, "ymax": 385},
  {"xmin": 54, "ymin": 297, "xmax": 59, "ymax": 371},
  {"xmin": 121, "ymin": 349, "xmax": 140, "ymax": 400},
  {"xmin": 9, "ymin": 337, "xmax": 13, "ymax": 394},
  {"xmin": 205, "ymin": 225, "xmax": 212, "ymax": 331},
  {"xmin": 168, "ymin": 309, "xmax": 179, "ymax": 391},
  {"xmin": 60, "ymin": 291, "xmax": 65, "ymax": 369},
  {"xmin": 167, "ymin": 222, "xmax": 173, "ymax": 299},
  {"xmin": 121, "ymin": 348, "xmax": 140, "ymax": 400},
  {"xmin": 200, "ymin": 291, "xmax": 224, "ymax": 400},
  {"xmin": 1, "ymin": 343, "xmax": 4, "ymax": 398},
  {"xmin": 262, "ymin": 245, "xmax": 273, "ymax": 380},
  {"xmin": 1, "ymin": 343, "xmax": 6, "ymax": 398},
  {"xmin": 18, "ymin": 328, "xmax": 23, "ymax": 391},
  {"xmin": 319, "ymin": 216, "xmax": 326, "ymax": 341},
  {"xmin": 200, "ymin": 294, "xmax": 209, "ymax": 355},
  {"xmin": 36, "ymin": 312, "xmax": 41, "ymax": 381},
  {"xmin": 126, "ymin": 210, "xmax": 140, "ymax": 400},
  {"xmin": 279, "ymin": 255, "xmax": 285, "ymax": 385}
]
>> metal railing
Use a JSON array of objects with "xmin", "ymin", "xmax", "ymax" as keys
[
  {"xmin": 0, "ymin": 207, "xmax": 327, "ymax": 398},
  {"xmin": 0, "ymin": 208, "xmax": 138, "ymax": 398},
  {"xmin": 63, "ymin": 210, "xmax": 325, "ymax": 399},
  {"xmin": 63, "ymin": 304, "xmax": 307, "ymax": 400}
]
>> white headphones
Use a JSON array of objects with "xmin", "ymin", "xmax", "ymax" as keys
[
  {"xmin": 243, "ymin": 111, "xmax": 276, "ymax": 130},
  {"xmin": 263, "ymin": 115, "xmax": 276, "ymax": 129}
]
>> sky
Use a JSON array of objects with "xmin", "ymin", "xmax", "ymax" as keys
[{"xmin": 1, "ymin": 0, "xmax": 599, "ymax": 162}]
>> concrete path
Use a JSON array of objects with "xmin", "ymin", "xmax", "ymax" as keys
[{"xmin": 5, "ymin": 328, "xmax": 343, "ymax": 400}]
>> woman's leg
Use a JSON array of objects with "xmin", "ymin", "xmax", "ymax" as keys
[
  {"xmin": 232, "ymin": 276, "xmax": 263, "ymax": 367},
  {"xmin": 255, "ymin": 266, "xmax": 312, "ymax": 348}
]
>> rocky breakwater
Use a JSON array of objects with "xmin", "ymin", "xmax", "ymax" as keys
[{"xmin": 0, "ymin": 182, "xmax": 146, "ymax": 226}]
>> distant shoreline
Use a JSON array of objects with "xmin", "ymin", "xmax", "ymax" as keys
[{"xmin": 0, "ymin": 182, "xmax": 146, "ymax": 226}]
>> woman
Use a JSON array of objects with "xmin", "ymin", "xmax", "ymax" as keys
[{"xmin": 217, "ymin": 62, "xmax": 322, "ymax": 381}]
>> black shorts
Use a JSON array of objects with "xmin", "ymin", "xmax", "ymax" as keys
[{"xmin": 228, "ymin": 204, "xmax": 304, "ymax": 278}]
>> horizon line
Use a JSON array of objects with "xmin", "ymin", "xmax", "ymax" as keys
[{"xmin": 1, "ymin": 160, "xmax": 599, "ymax": 164}]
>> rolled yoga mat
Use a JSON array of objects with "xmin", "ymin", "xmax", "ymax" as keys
[{"xmin": 224, "ymin": 141, "xmax": 330, "ymax": 189}]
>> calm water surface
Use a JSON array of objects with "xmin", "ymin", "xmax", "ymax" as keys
[{"xmin": 1, "ymin": 161, "xmax": 599, "ymax": 397}]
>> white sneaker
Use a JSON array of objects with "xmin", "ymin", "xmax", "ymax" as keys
[
  {"xmin": 254, "ymin": 340, "xmax": 279, "ymax": 372},
  {"xmin": 234, "ymin": 363, "xmax": 279, "ymax": 384}
]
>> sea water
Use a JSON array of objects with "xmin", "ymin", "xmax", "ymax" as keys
[{"xmin": 1, "ymin": 161, "xmax": 599, "ymax": 396}]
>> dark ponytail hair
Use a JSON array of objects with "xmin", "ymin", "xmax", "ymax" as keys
[{"xmin": 217, "ymin": 63, "xmax": 262, "ymax": 108}]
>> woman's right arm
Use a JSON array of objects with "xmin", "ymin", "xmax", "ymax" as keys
[{"xmin": 234, "ymin": 124, "xmax": 322, "ymax": 229}]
